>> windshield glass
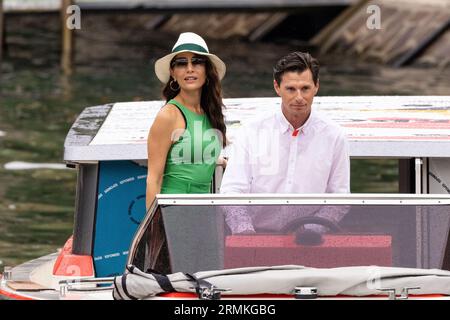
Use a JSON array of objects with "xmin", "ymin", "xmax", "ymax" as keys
[{"xmin": 131, "ymin": 203, "xmax": 450, "ymax": 274}]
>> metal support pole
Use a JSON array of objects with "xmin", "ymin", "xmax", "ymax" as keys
[
  {"xmin": 72, "ymin": 163, "xmax": 99, "ymax": 255},
  {"xmin": 415, "ymin": 158, "xmax": 423, "ymax": 194},
  {"xmin": 414, "ymin": 157, "xmax": 429, "ymax": 268},
  {"xmin": 61, "ymin": 0, "xmax": 73, "ymax": 76}
]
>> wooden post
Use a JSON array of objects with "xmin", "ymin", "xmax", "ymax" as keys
[
  {"xmin": 392, "ymin": 18, "xmax": 450, "ymax": 67},
  {"xmin": 311, "ymin": 0, "xmax": 371, "ymax": 54},
  {"xmin": 249, "ymin": 13, "xmax": 288, "ymax": 42},
  {"xmin": 61, "ymin": 0, "xmax": 73, "ymax": 76},
  {"xmin": 0, "ymin": 0, "xmax": 4, "ymax": 75}
]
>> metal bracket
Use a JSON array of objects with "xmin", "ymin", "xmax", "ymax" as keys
[
  {"xmin": 378, "ymin": 288, "xmax": 397, "ymax": 300},
  {"xmin": 190, "ymin": 285, "xmax": 231, "ymax": 300},
  {"xmin": 377, "ymin": 287, "xmax": 420, "ymax": 300},
  {"xmin": 59, "ymin": 277, "xmax": 114, "ymax": 298},
  {"xmin": 59, "ymin": 283, "xmax": 68, "ymax": 297},
  {"xmin": 2, "ymin": 267, "xmax": 12, "ymax": 281},
  {"xmin": 400, "ymin": 287, "xmax": 421, "ymax": 300},
  {"xmin": 415, "ymin": 158, "xmax": 423, "ymax": 194},
  {"xmin": 294, "ymin": 287, "xmax": 318, "ymax": 299},
  {"xmin": 1, "ymin": 266, "xmax": 12, "ymax": 287}
]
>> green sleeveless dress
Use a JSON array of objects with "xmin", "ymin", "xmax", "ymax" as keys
[{"xmin": 160, "ymin": 99, "xmax": 221, "ymax": 194}]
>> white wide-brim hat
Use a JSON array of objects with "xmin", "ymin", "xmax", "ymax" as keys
[{"xmin": 154, "ymin": 32, "xmax": 226, "ymax": 83}]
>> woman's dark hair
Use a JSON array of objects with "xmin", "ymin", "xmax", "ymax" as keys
[
  {"xmin": 273, "ymin": 52, "xmax": 320, "ymax": 86},
  {"xmin": 162, "ymin": 56, "xmax": 227, "ymax": 147}
]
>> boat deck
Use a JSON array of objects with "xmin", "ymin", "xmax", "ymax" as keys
[{"xmin": 3, "ymin": 0, "xmax": 355, "ymax": 12}]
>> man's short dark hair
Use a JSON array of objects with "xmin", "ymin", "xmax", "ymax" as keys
[{"xmin": 273, "ymin": 52, "xmax": 320, "ymax": 86}]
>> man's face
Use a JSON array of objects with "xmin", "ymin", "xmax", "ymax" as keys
[{"xmin": 273, "ymin": 69, "xmax": 319, "ymax": 123}]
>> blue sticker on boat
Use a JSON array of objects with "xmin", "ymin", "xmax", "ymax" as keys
[{"xmin": 93, "ymin": 160, "xmax": 147, "ymax": 277}]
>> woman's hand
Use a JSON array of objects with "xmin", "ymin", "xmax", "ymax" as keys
[{"xmin": 216, "ymin": 155, "xmax": 228, "ymax": 168}]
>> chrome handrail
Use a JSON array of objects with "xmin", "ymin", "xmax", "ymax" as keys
[{"xmin": 59, "ymin": 277, "xmax": 115, "ymax": 297}]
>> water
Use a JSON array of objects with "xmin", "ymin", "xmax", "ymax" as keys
[{"xmin": 0, "ymin": 13, "xmax": 449, "ymax": 268}]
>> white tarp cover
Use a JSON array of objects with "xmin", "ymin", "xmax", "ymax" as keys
[{"xmin": 113, "ymin": 264, "xmax": 450, "ymax": 300}]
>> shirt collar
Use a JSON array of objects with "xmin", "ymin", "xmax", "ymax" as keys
[{"xmin": 276, "ymin": 107, "xmax": 315, "ymax": 135}]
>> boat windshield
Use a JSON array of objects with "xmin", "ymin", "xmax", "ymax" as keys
[{"xmin": 130, "ymin": 197, "xmax": 450, "ymax": 274}]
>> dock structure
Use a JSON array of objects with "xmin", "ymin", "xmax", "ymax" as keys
[
  {"xmin": 1, "ymin": 0, "xmax": 354, "ymax": 75},
  {"xmin": 312, "ymin": 0, "xmax": 450, "ymax": 67},
  {"xmin": 2, "ymin": 0, "xmax": 353, "ymax": 41},
  {"xmin": 2, "ymin": 0, "xmax": 449, "ymax": 68},
  {"xmin": 416, "ymin": 24, "xmax": 450, "ymax": 68},
  {"xmin": 159, "ymin": 12, "xmax": 290, "ymax": 41},
  {"xmin": 3, "ymin": 0, "xmax": 355, "ymax": 12}
]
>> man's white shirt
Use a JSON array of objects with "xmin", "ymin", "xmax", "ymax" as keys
[
  {"xmin": 221, "ymin": 107, "xmax": 350, "ymax": 194},
  {"xmin": 220, "ymin": 107, "xmax": 350, "ymax": 234}
]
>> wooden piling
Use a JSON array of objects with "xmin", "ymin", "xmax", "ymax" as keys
[
  {"xmin": 311, "ymin": 0, "xmax": 371, "ymax": 53},
  {"xmin": 249, "ymin": 13, "xmax": 288, "ymax": 42},
  {"xmin": 61, "ymin": 0, "xmax": 73, "ymax": 76},
  {"xmin": 312, "ymin": 0, "xmax": 450, "ymax": 67},
  {"xmin": 416, "ymin": 26, "xmax": 450, "ymax": 68},
  {"xmin": 160, "ymin": 13, "xmax": 281, "ymax": 40},
  {"xmin": 392, "ymin": 18, "xmax": 450, "ymax": 67},
  {"xmin": 0, "ymin": 0, "xmax": 4, "ymax": 75}
]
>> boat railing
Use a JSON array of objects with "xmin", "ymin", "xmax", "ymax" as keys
[{"xmin": 58, "ymin": 277, "xmax": 114, "ymax": 297}]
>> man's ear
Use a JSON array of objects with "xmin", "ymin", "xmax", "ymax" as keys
[
  {"xmin": 273, "ymin": 79, "xmax": 281, "ymax": 96},
  {"xmin": 314, "ymin": 79, "xmax": 320, "ymax": 95}
]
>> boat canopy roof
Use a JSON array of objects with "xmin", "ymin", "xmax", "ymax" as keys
[
  {"xmin": 128, "ymin": 194, "xmax": 450, "ymax": 275},
  {"xmin": 64, "ymin": 96, "xmax": 450, "ymax": 162}
]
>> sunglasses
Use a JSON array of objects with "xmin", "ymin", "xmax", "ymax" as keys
[{"xmin": 170, "ymin": 56, "xmax": 207, "ymax": 68}]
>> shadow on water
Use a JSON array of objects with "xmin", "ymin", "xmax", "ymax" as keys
[{"xmin": 0, "ymin": 12, "xmax": 448, "ymax": 267}]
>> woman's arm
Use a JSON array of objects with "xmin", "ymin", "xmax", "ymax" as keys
[
  {"xmin": 216, "ymin": 155, "xmax": 228, "ymax": 168},
  {"xmin": 146, "ymin": 106, "xmax": 179, "ymax": 210}
]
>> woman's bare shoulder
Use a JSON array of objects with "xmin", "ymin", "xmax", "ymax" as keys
[{"xmin": 153, "ymin": 103, "xmax": 181, "ymax": 124}]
